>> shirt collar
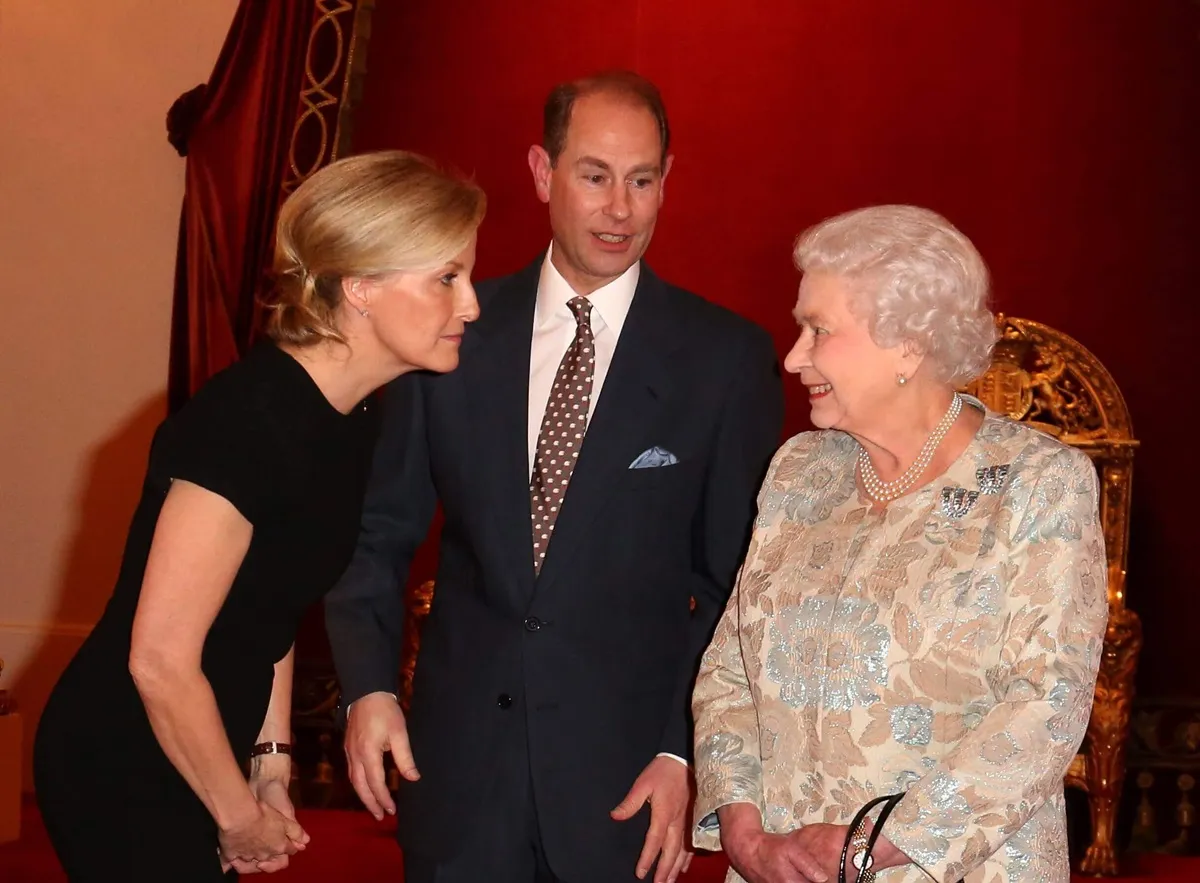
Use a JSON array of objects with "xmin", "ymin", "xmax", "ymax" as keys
[{"xmin": 535, "ymin": 242, "xmax": 640, "ymax": 335}]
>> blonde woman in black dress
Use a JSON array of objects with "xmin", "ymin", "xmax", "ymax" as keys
[{"xmin": 34, "ymin": 150, "xmax": 485, "ymax": 881}]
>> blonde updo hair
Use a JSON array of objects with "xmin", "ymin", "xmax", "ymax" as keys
[
  {"xmin": 793, "ymin": 205, "xmax": 998, "ymax": 386},
  {"xmin": 266, "ymin": 149, "xmax": 486, "ymax": 345}
]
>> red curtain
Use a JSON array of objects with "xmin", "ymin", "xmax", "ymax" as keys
[{"xmin": 166, "ymin": 0, "xmax": 371, "ymax": 412}]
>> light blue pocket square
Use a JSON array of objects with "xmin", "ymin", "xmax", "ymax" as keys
[{"xmin": 629, "ymin": 446, "xmax": 679, "ymax": 469}]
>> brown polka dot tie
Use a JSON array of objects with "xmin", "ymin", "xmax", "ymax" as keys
[{"xmin": 530, "ymin": 296, "xmax": 594, "ymax": 574}]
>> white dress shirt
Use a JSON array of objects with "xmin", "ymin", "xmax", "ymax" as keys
[
  {"xmin": 527, "ymin": 245, "xmax": 639, "ymax": 474},
  {"xmin": 527, "ymin": 246, "xmax": 688, "ymax": 770}
]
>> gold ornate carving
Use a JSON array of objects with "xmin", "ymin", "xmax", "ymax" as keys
[
  {"xmin": 965, "ymin": 314, "xmax": 1140, "ymax": 875},
  {"xmin": 966, "ymin": 315, "xmax": 1135, "ymax": 443},
  {"xmin": 292, "ymin": 670, "xmax": 341, "ymax": 721},
  {"xmin": 1079, "ymin": 607, "xmax": 1145, "ymax": 873},
  {"xmin": 399, "ymin": 580, "xmax": 435, "ymax": 713}
]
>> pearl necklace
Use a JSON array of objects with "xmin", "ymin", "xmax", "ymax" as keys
[{"xmin": 857, "ymin": 392, "xmax": 963, "ymax": 505}]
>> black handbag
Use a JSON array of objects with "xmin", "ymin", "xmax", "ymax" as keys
[{"xmin": 838, "ymin": 793, "xmax": 905, "ymax": 883}]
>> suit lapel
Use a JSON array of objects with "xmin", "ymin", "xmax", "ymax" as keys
[
  {"xmin": 533, "ymin": 267, "xmax": 685, "ymax": 598},
  {"xmin": 463, "ymin": 259, "xmax": 540, "ymax": 605}
]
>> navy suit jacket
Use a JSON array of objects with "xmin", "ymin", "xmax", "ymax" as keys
[{"xmin": 325, "ymin": 257, "xmax": 784, "ymax": 879}]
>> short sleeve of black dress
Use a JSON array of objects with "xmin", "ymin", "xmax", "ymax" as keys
[{"xmin": 148, "ymin": 354, "xmax": 282, "ymax": 525}]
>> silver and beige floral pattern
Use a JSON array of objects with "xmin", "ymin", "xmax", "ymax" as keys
[{"xmin": 692, "ymin": 407, "xmax": 1108, "ymax": 883}]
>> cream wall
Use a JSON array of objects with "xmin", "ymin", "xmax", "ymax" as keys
[{"xmin": 0, "ymin": 0, "xmax": 239, "ymax": 790}]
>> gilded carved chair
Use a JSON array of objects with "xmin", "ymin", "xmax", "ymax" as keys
[
  {"xmin": 963, "ymin": 315, "xmax": 1140, "ymax": 876},
  {"xmin": 398, "ymin": 316, "xmax": 1140, "ymax": 874},
  {"xmin": 399, "ymin": 580, "xmax": 435, "ymax": 713}
]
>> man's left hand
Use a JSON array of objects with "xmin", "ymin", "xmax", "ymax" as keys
[{"xmin": 611, "ymin": 756, "xmax": 695, "ymax": 883}]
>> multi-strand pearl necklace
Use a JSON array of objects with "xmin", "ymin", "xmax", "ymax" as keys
[{"xmin": 857, "ymin": 392, "xmax": 963, "ymax": 505}]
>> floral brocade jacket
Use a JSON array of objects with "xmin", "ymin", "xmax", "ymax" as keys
[{"xmin": 691, "ymin": 410, "xmax": 1108, "ymax": 883}]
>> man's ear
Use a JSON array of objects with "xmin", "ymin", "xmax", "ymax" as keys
[{"xmin": 528, "ymin": 145, "xmax": 553, "ymax": 205}]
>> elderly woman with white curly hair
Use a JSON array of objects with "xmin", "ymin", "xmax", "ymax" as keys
[{"xmin": 691, "ymin": 205, "xmax": 1108, "ymax": 883}]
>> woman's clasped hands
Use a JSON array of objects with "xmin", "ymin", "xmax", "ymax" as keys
[{"xmin": 219, "ymin": 778, "xmax": 310, "ymax": 874}]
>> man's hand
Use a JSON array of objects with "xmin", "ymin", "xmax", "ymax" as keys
[
  {"xmin": 611, "ymin": 756, "xmax": 695, "ymax": 883},
  {"xmin": 344, "ymin": 691, "xmax": 418, "ymax": 821},
  {"xmin": 718, "ymin": 803, "xmax": 828, "ymax": 883}
]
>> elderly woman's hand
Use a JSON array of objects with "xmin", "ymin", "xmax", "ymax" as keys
[
  {"xmin": 791, "ymin": 823, "xmax": 908, "ymax": 882},
  {"xmin": 717, "ymin": 804, "xmax": 829, "ymax": 883},
  {"xmin": 790, "ymin": 825, "xmax": 850, "ymax": 880}
]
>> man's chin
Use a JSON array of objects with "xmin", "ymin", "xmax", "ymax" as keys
[{"xmin": 583, "ymin": 247, "xmax": 644, "ymax": 279}]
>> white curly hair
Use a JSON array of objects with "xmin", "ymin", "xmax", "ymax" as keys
[{"xmin": 793, "ymin": 205, "xmax": 998, "ymax": 386}]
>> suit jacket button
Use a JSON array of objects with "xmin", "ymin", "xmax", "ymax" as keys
[
  {"xmin": 496, "ymin": 693, "xmax": 513, "ymax": 709},
  {"xmin": 524, "ymin": 616, "xmax": 542, "ymax": 632}
]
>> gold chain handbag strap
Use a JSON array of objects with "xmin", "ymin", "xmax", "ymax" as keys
[{"xmin": 837, "ymin": 793, "xmax": 905, "ymax": 883}]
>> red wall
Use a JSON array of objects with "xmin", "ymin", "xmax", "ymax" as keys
[{"xmin": 347, "ymin": 0, "xmax": 1200, "ymax": 697}]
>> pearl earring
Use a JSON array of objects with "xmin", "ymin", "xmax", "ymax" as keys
[{"xmin": 896, "ymin": 373, "xmax": 908, "ymax": 386}]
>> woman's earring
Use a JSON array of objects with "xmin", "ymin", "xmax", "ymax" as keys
[
  {"xmin": 896, "ymin": 373, "xmax": 908, "ymax": 386},
  {"xmin": 356, "ymin": 306, "xmax": 370, "ymax": 318}
]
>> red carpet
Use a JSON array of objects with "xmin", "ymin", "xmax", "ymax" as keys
[{"xmin": 2, "ymin": 799, "xmax": 1197, "ymax": 881}]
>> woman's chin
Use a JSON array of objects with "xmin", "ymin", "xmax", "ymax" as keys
[
  {"xmin": 396, "ymin": 347, "xmax": 459, "ymax": 375},
  {"xmin": 425, "ymin": 352, "xmax": 460, "ymax": 374},
  {"xmin": 808, "ymin": 404, "xmax": 837, "ymax": 430}
]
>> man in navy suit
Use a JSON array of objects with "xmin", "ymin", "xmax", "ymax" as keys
[{"xmin": 325, "ymin": 71, "xmax": 784, "ymax": 883}]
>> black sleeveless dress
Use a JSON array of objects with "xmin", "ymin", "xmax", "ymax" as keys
[{"xmin": 34, "ymin": 343, "xmax": 379, "ymax": 881}]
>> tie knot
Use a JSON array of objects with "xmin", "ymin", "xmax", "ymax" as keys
[{"xmin": 567, "ymin": 296, "xmax": 592, "ymax": 327}]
